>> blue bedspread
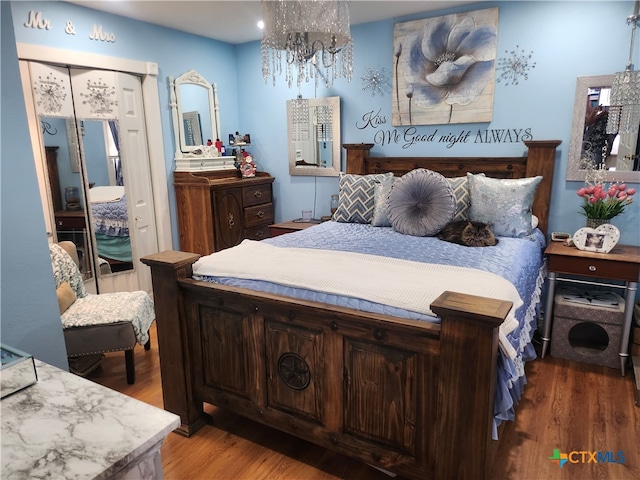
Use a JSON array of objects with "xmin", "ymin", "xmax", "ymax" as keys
[
  {"xmin": 194, "ymin": 221, "xmax": 546, "ymax": 438},
  {"xmin": 91, "ymin": 196, "xmax": 129, "ymax": 238}
]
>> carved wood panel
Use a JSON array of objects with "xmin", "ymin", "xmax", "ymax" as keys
[
  {"xmin": 213, "ymin": 188, "xmax": 243, "ymax": 250},
  {"xmin": 344, "ymin": 339, "xmax": 417, "ymax": 456},
  {"xmin": 265, "ymin": 321, "xmax": 324, "ymax": 423},
  {"xmin": 200, "ymin": 304, "xmax": 248, "ymax": 396}
]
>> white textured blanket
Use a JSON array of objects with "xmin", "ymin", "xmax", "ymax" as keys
[{"xmin": 193, "ymin": 240, "xmax": 522, "ymax": 358}]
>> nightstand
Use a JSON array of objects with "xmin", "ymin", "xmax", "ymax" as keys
[
  {"xmin": 542, "ymin": 241, "xmax": 640, "ymax": 375},
  {"xmin": 269, "ymin": 220, "xmax": 318, "ymax": 237}
]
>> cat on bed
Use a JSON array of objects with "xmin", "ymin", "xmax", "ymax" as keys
[{"xmin": 437, "ymin": 220, "xmax": 499, "ymax": 247}]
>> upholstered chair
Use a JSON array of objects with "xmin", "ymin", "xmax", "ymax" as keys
[{"xmin": 50, "ymin": 242, "xmax": 155, "ymax": 384}]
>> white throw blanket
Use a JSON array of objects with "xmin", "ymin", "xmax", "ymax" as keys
[
  {"xmin": 193, "ymin": 240, "xmax": 522, "ymax": 358},
  {"xmin": 89, "ymin": 185, "xmax": 125, "ymax": 203}
]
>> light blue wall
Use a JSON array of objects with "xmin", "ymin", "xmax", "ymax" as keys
[
  {"xmin": 1, "ymin": 1, "xmax": 68, "ymax": 368},
  {"xmin": 2, "ymin": 1, "xmax": 639, "ymax": 365},
  {"xmin": 237, "ymin": 1, "xmax": 640, "ymax": 244}
]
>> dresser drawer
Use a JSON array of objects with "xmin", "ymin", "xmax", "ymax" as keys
[
  {"xmin": 245, "ymin": 224, "xmax": 271, "ymax": 241},
  {"xmin": 55, "ymin": 214, "xmax": 86, "ymax": 229},
  {"xmin": 243, "ymin": 184, "xmax": 272, "ymax": 207},
  {"xmin": 548, "ymin": 255, "xmax": 640, "ymax": 282},
  {"xmin": 244, "ymin": 202, "xmax": 274, "ymax": 228}
]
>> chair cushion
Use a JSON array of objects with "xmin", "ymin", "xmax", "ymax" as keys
[{"xmin": 62, "ymin": 291, "xmax": 155, "ymax": 346}]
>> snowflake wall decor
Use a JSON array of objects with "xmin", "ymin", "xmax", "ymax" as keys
[
  {"xmin": 361, "ymin": 66, "xmax": 389, "ymax": 96},
  {"xmin": 33, "ymin": 73, "xmax": 68, "ymax": 114},
  {"xmin": 79, "ymin": 78, "xmax": 117, "ymax": 115},
  {"xmin": 497, "ymin": 45, "xmax": 536, "ymax": 86}
]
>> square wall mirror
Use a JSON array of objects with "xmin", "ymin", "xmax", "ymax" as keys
[
  {"xmin": 287, "ymin": 96, "xmax": 340, "ymax": 176},
  {"xmin": 567, "ymin": 74, "xmax": 640, "ymax": 182}
]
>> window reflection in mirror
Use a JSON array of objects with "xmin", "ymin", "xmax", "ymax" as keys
[
  {"xmin": 567, "ymin": 74, "xmax": 640, "ymax": 182},
  {"xmin": 288, "ymin": 96, "xmax": 340, "ymax": 176}
]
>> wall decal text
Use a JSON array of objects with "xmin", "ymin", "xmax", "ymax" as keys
[
  {"xmin": 24, "ymin": 11, "xmax": 51, "ymax": 30},
  {"xmin": 356, "ymin": 109, "xmax": 533, "ymax": 149},
  {"xmin": 90, "ymin": 24, "xmax": 116, "ymax": 42}
]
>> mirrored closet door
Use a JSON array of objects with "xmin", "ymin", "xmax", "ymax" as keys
[{"xmin": 22, "ymin": 61, "xmax": 158, "ymax": 294}]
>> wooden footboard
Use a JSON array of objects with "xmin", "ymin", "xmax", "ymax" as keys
[{"xmin": 142, "ymin": 252, "xmax": 512, "ymax": 480}]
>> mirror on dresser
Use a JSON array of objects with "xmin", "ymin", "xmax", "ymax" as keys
[
  {"xmin": 170, "ymin": 69, "xmax": 235, "ymax": 172},
  {"xmin": 567, "ymin": 74, "xmax": 640, "ymax": 182},
  {"xmin": 287, "ymin": 96, "xmax": 341, "ymax": 176}
]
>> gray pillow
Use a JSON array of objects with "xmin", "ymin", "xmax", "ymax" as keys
[
  {"xmin": 371, "ymin": 175, "xmax": 397, "ymax": 227},
  {"xmin": 333, "ymin": 172, "xmax": 394, "ymax": 224},
  {"xmin": 387, "ymin": 169, "xmax": 456, "ymax": 236},
  {"xmin": 446, "ymin": 174, "xmax": 485, "ymax": 222},
  {"xmin": 467, "ymin": 173, "xmax": 543, "ymax": 238}
]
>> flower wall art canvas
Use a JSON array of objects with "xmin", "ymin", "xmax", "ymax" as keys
[{"xmin": 392, "ymin": 7, "xmax": 499, "ymax": 126}]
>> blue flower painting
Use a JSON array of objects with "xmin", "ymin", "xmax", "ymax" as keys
[{"xmin": 393, "ymin": 8, "xmax": 498, "ymax": 126}]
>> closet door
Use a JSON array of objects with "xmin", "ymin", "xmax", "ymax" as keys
[
  {"xmin": 24, "ymin": 60, "xmax": 158, "ymax": 294},
  {"xmin": 114, "ymin": 71, "xmax": 158, "ymax": 293},
  {"xmin": 69, "ymin": 68, "xmax": 157, "ymax": 293}
]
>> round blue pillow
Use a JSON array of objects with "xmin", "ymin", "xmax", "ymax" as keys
[{"xmin": 386, "ymin": 168, "xmax": 456, "ymax": 236}]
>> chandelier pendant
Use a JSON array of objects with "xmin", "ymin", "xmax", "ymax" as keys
[{"xmin": 262, "ymin": 0, "xmax": 353, "ymax": 88}]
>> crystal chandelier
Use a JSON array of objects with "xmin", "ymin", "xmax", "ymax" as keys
[
  {"xmin": 261, "ymin": 0, "xmax": 353, "ymax": 88},
  {"xmin": 606, "ymin": 0, "xmax": 640, "ymax": 135}
]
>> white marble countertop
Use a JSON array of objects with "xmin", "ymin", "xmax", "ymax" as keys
[{"xmin": 1, "ymin": 359, "xmax": 180, "ymax": 479}]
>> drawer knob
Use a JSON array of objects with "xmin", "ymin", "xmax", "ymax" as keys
[
  {"xmin": 256, "ymin": 230, "xmax": 264, "ymax": 238},
  {"xmin": 588, "ymin": 265, "xmax": 596, "ymax": 272},
  {"xmin": 228, "ymin": 213, "xmax": 235, "ymax": 228},
  {"xmin": 256, "ymin": 210, "xmax": 265, "ymax": 218},
  {"xmin": 254, "ymin": 191, "xmax": 262, "ymax": 198}
]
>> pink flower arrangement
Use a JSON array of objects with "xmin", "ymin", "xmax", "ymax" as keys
[{"xmin": 576, "ymin": 182, "xmax": 636, "ymax": 220}]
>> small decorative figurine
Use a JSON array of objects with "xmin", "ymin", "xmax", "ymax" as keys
[
  {"xmin": 241, "ymin": 154, "xmax": 256, "ymax": 178},
  {"xmin": 215, "ymin": 138, "xmax": 223, "ymax": 153}
]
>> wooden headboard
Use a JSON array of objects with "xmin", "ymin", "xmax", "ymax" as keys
[{"xmin": 343, "ymin": 140, "xmax": 561, "ymax": 236}]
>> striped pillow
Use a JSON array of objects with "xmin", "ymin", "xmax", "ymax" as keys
[{"xmin": 333, "ymin": 172, "xmax": 394, "ymax": 224}]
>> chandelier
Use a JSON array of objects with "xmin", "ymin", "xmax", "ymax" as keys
[
  {"xmin": 606, "ymin": 0, "xmax": 640, "ymax": 135},
  {"xmin": 261, "ymin": 0, "xmax": 353, "ymax": 88}
]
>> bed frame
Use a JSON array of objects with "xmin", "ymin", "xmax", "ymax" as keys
[{"xmin": 142, "ymin": 140, "xmax": 560, "ymax": 480}]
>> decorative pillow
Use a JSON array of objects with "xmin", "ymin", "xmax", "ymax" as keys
[
  {"xmin": 447, "ymin": 176, "xmax": 474, "ymax": 222},
  {"xmin": 467, "ymin": 173, "xmax": 543, "ymax": 238},
  {"xmin": 371, "ymin": 175, "xmax": 397, "ymax": 227},
  {"xmin": 57, "ymin": 281, "xmax": 77, "ymax": 314},
  {"xmin": 333, "ymin": 172, "xmax": 394, "ymax": 224},
  {"xmin": 387, "ymin": 168, "xmax": 456, "ymax": 236}
]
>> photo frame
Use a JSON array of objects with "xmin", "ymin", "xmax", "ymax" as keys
[
  {"xmin": 572, "ymin": 224, "xmax": 620, "ymax": 253},
  {"xmin": 392, "ymin": 7, "xmax": 499, "ymax": 126}
]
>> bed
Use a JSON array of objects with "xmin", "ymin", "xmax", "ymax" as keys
[
  {"xmin": 89, "ymin": 186, "xmax": 132, "ymax": 263},
  {"xmin": 142, "ymin": 140, "xmax": 561, "ymax": 480}
]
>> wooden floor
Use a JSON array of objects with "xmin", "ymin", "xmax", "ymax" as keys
[{"xmin": 87, "ymin": 325, "xmax": 640, "ymax": 480}]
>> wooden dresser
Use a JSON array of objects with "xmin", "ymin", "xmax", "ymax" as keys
[{"xmin": 174, "ymin": 170, "xmax": 275, "ymax": 254}]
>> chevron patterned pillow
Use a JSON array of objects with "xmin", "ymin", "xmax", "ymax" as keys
[
  {"xmin": 446, "ymin": 177, "xmax": 468, "ymax": 222},
  {"xmin": 333, "ymin": 172, "xmax": 394, "ymax": 224}
]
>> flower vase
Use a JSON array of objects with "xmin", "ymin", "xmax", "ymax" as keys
[{"xmin": 586, "ymin": 218, "xmax": 609, "ymax": 229}]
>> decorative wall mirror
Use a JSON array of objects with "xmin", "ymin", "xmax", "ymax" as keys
[
  {"xmin": 287, "ymin": 96, "xmax": 341, "ymax": 176},
  {"xmin": 567, "ymin": 74, "xmax": 640, "ymax": 182},
  {"xmin": 169, "ymin": 70, "xmax": 233, "ymax": 172}
]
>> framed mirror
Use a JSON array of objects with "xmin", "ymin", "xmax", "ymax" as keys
[
  {"xmin": 171, "ymin": 70, "xmax": 220, "ymax": 154},
  {"xmin": 567, "ymin": 74, "xmax": 640, "ymax": 182},
  {"xmin": 287, "ymin": 96, "xmax": 341, "ymax": 176}
]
